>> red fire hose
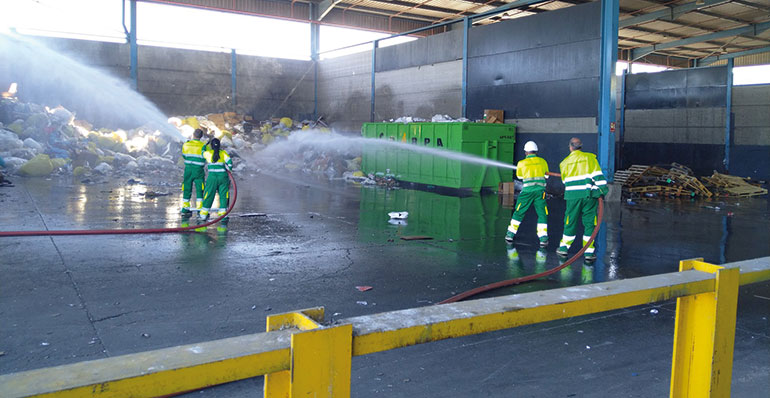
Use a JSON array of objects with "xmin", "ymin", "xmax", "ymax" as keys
[
  {"xmin": 0, "ymin": 171, "xmax": 237, "ymax": 237},
  {"xmin": 439, "ymin": 172, "xmax": 605, "ymax": 304}
]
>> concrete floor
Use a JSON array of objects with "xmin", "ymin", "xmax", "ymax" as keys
[{"xmin": 0, "ymin": 172, "xmax": 768, "ymax": 397}]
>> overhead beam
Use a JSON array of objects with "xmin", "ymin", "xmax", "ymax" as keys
[
  {"xmin": 362, "ymin": 0, "xmax": 475, "ymax": 17},
  {"xmin": 619, "ymin": 0, "xmax": 728, "ymax": 28},
  {"xmin": 700, "ymin": 45, "xmax": 770, "ymax": 65},
  {"xmin": 632, "ymin": 21, "xmax": 770, "ymax": 60},
  {"xmin": 733, "ymin": 0, "xmax": 770, "ymax": 13},
  {"xmin": 318, "ymin": 0, "xmax": 343, "ymax": 20}
]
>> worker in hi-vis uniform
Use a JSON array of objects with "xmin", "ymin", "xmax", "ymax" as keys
[
  {"xmin": 557, "ymin": 137, "xmax": 608, "ymax": 261},
  {"xmin": 505, "ymin": 141, "xmax": 550, "ymax": 247},
  {"xmin": 199, "ymin": 138, "xmax": 233, "ymax": 221},
  {"xmin": 180, "ymin": 128, "xmax": 207, "ymax": 214}
]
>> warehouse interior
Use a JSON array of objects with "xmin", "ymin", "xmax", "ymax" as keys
[{"xmin": 0, "ymin": 0, "xmax": 769, "ymax": 397}]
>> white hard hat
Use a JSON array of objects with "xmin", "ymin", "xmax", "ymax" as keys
[{"xmin": 524, "ymin": 141, "xmax": 538, "ymax": 152}]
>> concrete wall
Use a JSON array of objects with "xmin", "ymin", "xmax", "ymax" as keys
[
  {"xmin": 0, "ymin": 36, "xmax": 314, "ymax": 126},
  {"xmin": 317, "ymin": 52, "xmax": 371, "ymax": 132},
  {"xmin": 731, "ymin": 84, "xmax": 770, "ymax": 179},
  {"xmin": 620, "ymin": 67, "xmax": 769, "ymax": 179},
  {"xmin": 318, "ymin": 0, "xmax": 603, "ymax": 166},
  {"xmin": 317, "ymin": 28, "xmax": 463, "ymax": 133}
]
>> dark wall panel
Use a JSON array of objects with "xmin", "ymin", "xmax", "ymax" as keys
[
  {"xmin": 621, "ymin": 143, "xmax": 725, "ymax": 176},
  {"xmin": 466, "ymin": 1, "xmax": 601, "ymax": 120},
  {"xmin": 468, "ymin": 78, "xmax": 599, "ymax": 119},
  {"xmin": 467, "ymin": 40, "xmax": 599, "ymax": 87},
  {"xmin": 730, "ymin": 145, "xmax": 770, "ymax": 180},
  {"xmin": 626, "ymin": 67, "xmax": 727, "ymax": 110},
  {"xmin": 376, "ymin": 29, "xmax": 461, "ymax": 72},
  {"xmin": 468, "ymin": 3, "xmax": 600, "ymax": 57}
]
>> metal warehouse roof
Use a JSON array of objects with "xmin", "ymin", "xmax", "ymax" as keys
[{"xmin": 145, "ymin": 0, "xmax": 770, "ymax": 66}]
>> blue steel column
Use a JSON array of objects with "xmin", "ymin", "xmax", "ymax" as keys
[
  {"xmin": 724, "ymin": 58, "xmax": 733, "ymax": 172},
  {"xmin": 370, "ymin": 40, "xmax": 378, "ymax": 122},
  {"xmin": 129, "ymin": 0, "xmax": 137, "ymax": 90},
  {"xmin": 310, "ymin": 3, "xmax": 320, "ymax": 120},
  {"xmin": 462, "ymin": 17, "xmax": 469, "ymax": 119},
  {"xmin": 597, "ymin": 0, "xmax": 618, "ymax": 181},
  {"xmin": 231, "ymin": 49, "xmax": 237, "ymax": 108},
  {"xmin": 617, "ymin": 68, "xmax": 627, "ymax": 170}
]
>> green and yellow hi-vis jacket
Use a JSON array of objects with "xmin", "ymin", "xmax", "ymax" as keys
[
  {"xmin": 202, "ymin": 149, "xmax": 233, "ymax": 173},
  {"xmin": 559, "ymin": 150, "xmax": 609, "ymax": 200},
  {"xmin": 181, "ymin": 139, "xmax": 206, "ymax": 169},
  {"xmin": 516, "ymin": 154, "xmax": 549, "ymax": 193}
]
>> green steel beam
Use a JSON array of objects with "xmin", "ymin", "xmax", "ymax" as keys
[
  {"xmin": 318, "ymin": 0, "xmax": 343, "ymax": 21},
  {"xmin": 632, "ymin": 21, "xmax": 770, "ymax": 60},
  {"xmin": 701, "ymin": 45, "xmax": 770, "ymax": 65},
  {"xmin": 619, "ymin": 0, "xmax": 728, "ymax": 28}
]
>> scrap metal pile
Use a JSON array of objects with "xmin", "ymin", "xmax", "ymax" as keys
[{"xmin": 614, "ymin": 163, "xmax": 767, "ymax": 198}]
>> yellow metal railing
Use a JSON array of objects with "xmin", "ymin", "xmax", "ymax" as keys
[{"xmin": 1, "ymin": 257, "xmax": 769, "ymax": 398}]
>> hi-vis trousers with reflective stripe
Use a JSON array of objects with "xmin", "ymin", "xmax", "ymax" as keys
[
  {"xmin": 200, "ymin": 172, "xmax": 230, "ymax": 215},
  {"xmin": 182, "ymin": 166, "xmax": 205, "ymax": 204},
  {"xmin": 560, "ymin": 197, "xmax": 598, "ymax": 253},
  {"xmin": 508, "ymin": 189, "xmax": 548, "ymax": 241}
]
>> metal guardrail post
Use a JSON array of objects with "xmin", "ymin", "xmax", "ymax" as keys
[
  {"xmin": 670, "ymin": 259, "xmax": 739, "ymax": 397},
  {"xmin": 264, "ymin": 307, "xmax": 352, "ymax": 398}
]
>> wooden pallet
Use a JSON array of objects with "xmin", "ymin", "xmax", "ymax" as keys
[
  {"xmin": 702, "ymin": 172, "xmax": 766, "ymax": 197},
  {"xmin": 628, "ymin": 185, "xmax": 663, "ymax": 193},
  {"xmin": 646, "ymin": 166, "xmax": 669, "ymax": 177},
  {"xmin": 615, "ymin": 165, "xmax": 650, "ymax": 187},
  {"xmin": 724, "ymin": 185, "xmax": 768, "ymax": 197}
]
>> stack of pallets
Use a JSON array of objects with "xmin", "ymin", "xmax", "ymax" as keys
[
  {"xmin": 614, "ymin": 163, "xmax": 712, "ymax": 198},
  {"xmin": 701, "ymin": 172, "xmax": 768, "ymax": 197}
]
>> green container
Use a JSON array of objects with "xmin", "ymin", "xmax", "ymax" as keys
[{"xmin": 361, "ymin": 122, "xmax": 516, "ymax": 192}]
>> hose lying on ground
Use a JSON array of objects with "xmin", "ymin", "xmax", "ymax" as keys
[
  {"xmin": 0, "ymin": 171, "xmax": 237, "ymax": 237},
  {"xmin": 439, "ymin": 171, "xmax": 605, "ymax": 304}
]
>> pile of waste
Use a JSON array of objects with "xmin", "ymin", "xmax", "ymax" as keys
[
  {"xmin": 388, "ymin": 114, "xmax": 470, "ymax": 124},
  {"xmin": 614, "ymin": 163, "xmax": 767, "ymax": 198},
  {"xmin": 0, "ymin": 98, "xmax": 181, "ymax": 180},
  {"xmin": 0, "ymin": 96, "xmax": 375, "ymax": 188}
]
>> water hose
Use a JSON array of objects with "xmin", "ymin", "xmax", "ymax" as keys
[
  {"xmin": 439, "ymin": 172, "xmax": 604, "ymax": 304},
  {"xmin": 0, "ymin": 171, "xmax": 237, "ymax": 237}
]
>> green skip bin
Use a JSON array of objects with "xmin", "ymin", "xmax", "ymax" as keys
[{"xmin": 361, "ymin": 122, "xmax": 516, "ymax": 192}]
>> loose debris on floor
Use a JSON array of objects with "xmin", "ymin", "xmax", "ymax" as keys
[{"xmin": 614, "ymin": 163, "xmax": 767, "ymax": 198}]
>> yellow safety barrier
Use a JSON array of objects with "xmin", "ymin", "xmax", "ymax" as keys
[{"xmin": 1, "ymin": 257, "xmax": 768, "ymax": 398}]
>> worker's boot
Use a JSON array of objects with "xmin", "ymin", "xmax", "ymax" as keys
[
  {"xmin": 199, "ymin": 210, "xmax": 209, "ymax": 221},
  {"xmin": 506, "ymin": 219, "xmax": 519, "ymax": 242},
  {"xmin": 558, "ymin": 234, "xmax": 575, "ymax": 257},
  {"xmin": 180, "ymin": 201, "xmax": 191, "ymax": 214},
  {"xmin": 537, "ymin": 223, "xmax": 548, "ymax": 248},
  {"xmin": 195, "ymin": 199, "xmax": 203, "ymax": 212},
  {"xmin": 217, "ymin": 210, "xmax": 228, "ymax": 220},
  {"xmin": 504, "ymin": 231, "xmax": 515, "ymax": 242},
  {"xmin": 583, "ymin": 237, "xmax": 596, "ymax": 261}
]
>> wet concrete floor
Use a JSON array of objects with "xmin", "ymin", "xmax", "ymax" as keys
[{"xmin": 1, "ymin": 172, "xmax": 768, "ymax": 396}]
